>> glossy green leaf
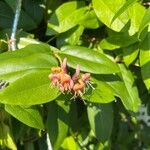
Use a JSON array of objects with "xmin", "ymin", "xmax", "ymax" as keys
[
  {"xmin": 123, "ymin": 43, "xmax": 139, "ymax": 66},
  {"xmin": 128, "ymin": 3, "xmax": 146, "ymax": 35},
  {"xmin": 0, "ymin": 44, "xmax": 57, "ymax": 82},
  {"xmin": 17, "ymin": 38, "xmax": 40, "ymax": 49},
  {"xmin": 0, "ymin": 70, "xmax": 60, "ymax": 105},
  {"xmin": 99, "ymin": 65, "xmax": 141, "ymax": 112},
  {"xmin": 100, "ymin": 33, "xmax": 138, "ymax": 50},
  {"xmin": 92, "ymin": 0, "xmax": 129, "ymax": 32},
  {"xmin": 79, "ymin": 10, "xmax": 100, "ymax": 29},
  {"xmin": 60, "ymin": 46, "xmax": 120, "ymax": 74},
  {"xmin": 138, "ymin": 7, "xmax": 150, "ymax": 37},
  {"xmin": 84, "ymin": 77, "xmax": 115, "ymax": 103},
  {"xmin": 46, "ymin": 100, "xmax": 70, "ymax": 150},
  {"xmin": 111, "ymin": 0, "xmax": 137, "ymax": 24},
  {"xmin": 5, "ymin": 105, "xmax": 44, "ymax": 129},
  {"xmin": 56, "ymin": 26, "xmax": 84, "ymax": 48},
  {"xmin": 46, "ymin": 1, "xmax": 86, "ymax": 35},
  {"xmin": 140, "ymin": 33, "xmax": 150, "ymax": 91},
  {"xmin": 118, "ymin": 64, "xmax": 141, "ymax": 111},
  {"xmin": 87, "ymin": 103, "xmax": 113, "ymax": 142}
]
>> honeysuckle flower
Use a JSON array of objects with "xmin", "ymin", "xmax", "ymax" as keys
[
  {"xmin": 48, "ymin": 73, "xmax": 60, "ymax": 86},
  {"xmin": 72, "ymin": 73, "xmax": 91, "ymax": 98},
  {"xmin": 81, "ymin": 73, "xmax": 90, "ymax": 82},
  {"xmin": 48, "ymin": 57, "xmax": 92, "ymax": 98},
  {"xmin": 73, "ymin": 79, "xmax": 85, "ymax": 97},
  {"xmin": 72, "ymin": 65, "xmax": 80, "ymax": 81},
  {"xmin": 60, "ymin": 73, "xmax": 74, "ymax": 92}
]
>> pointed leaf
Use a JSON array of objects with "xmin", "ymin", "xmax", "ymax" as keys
[
  {"xmin": 100, "ymin": 33, "xmax": 138, "ymax": 50},
  {"xmin": 99, "ymin": 65, "xmax": 141, "ymax": 112},
  {"xmin": 84, "ymin": 77, "xmax": 115, "ymax": 103},
  {"xmin": 46, "ymin": 1, "xmax": 86, "ymax": 35},
  {"xmin": 5, "ymin": 105, "xmax": 44, "ymax": 129},
  {"xmin": 123, "ymin": 43, "xmax": 139, "ymax": 66},
  {"xmin": 0, "ymin": 44, "xmax": 57, "ymax": 82},
  {"xmin": 118, "ymin": 64, "xmax": 141, "ymax": 112},
  {"xmin": 0, "ymin": 70, "xmax": 60, "ymax": 105},
  {"xmin": 46, "ymin": 100, "xmax": 70, "ymax": 150},
  {"xmin": 140, "ymin": 33, "xmax": 150, "ymax": 91},
  {"xmin": 61, "ymin": 136, "xmax": 78, "ymax": 150},
  {"xmin": 128, "ymin": 3, "xmax": 146, "ymax": 35},
  {"xmin": 87, "ymin": 103, "xmax": 113, "ymax": 143},
  {"xmin": 111, "ymin": 0, "xmax": 137, "ymax": 24},
  {"xmin": 92, "ymin": 0, "xmax": 129, "ymax": 31},
  {"xmin": 138, "ymin": 7, "xmax": 150, "ymax": 37},
  {"xmin": 60, "ymin": 46, "xmax": 120, "ymax": 74}
]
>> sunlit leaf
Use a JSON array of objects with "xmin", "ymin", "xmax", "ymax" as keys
[
  {"xmin": 5, "ymin": 105, "xmax": 44, "ymax": 129},
  {"xmin": 60, "ymin": 45, "xmax": 120, "ymax": 74}
]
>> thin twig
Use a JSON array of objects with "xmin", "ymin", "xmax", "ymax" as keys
[{"xmin": 10, "ymin": 0, "xmax": 22, "ymax": 51}]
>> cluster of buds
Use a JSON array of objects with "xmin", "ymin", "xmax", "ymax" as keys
[{"xmin": 48, "ymin": 58, "xmax": 91, "ymax": 98}]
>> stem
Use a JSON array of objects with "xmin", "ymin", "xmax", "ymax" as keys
[{"xmin": 10, "ymin": 0, "xmax": 22, "ymax": 51}]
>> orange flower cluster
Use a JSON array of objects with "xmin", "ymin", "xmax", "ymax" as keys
[{"xmin": 48, "ymin": 58, "xmax": 90, "ymax": 98}]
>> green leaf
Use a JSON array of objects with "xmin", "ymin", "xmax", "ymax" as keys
[
  {"xmin": 46, "ymin": 100, "xmax": 70, "ymax": 150},
  {"xmin": 0, "ymin": 44, "xmax": 57, "ymax": 82},
  {"xmin": 128, "ymin": 3, "xmax": 146, "ymax": 35},
  {"xmin": 84, "ymin": 77, "xmax": 115, "ymax": 103},
  {"xmin": 46, "ymin": 1, "xmax": 86, "ymax": 35},
  {"xmin": 0, "ymin": 70, "xmax": 60, "ymax": 105},
  {"xmin": 123, "ymin": 43, "xmax": 139, "ymax": 66},
  {"xmin": 61, "ymin": 136, "xmax": 78, "ymax": 150},
  {"xmin": 138, "ymin": 7, "xmax": 150, "ymax": 37},
  {"xmin": 92, "ymin": 0, "xmax": 129, "ymax": 32},
  {"xmin": 0, "ymin": 122, "xmax": 17, "ymax": 150},
  {"xmin": 0, "ymin": 1, "xmax": 13, "ymax": 28},
  {"xmin": 17, "ymin": 37, "xmax": 40, "ymax": 49},
  {"xmin": 18, "ymin": 11, "xmax": 37, "ymax": 30},
  {"xmin": 23, "ymin": 0, "xmax": 44, "ymax": 25},
  {"xmin": 87, "ymin": 103, "xmax": 113, "ymax": 142},
  {"xmin": 118, "ymin": 64, "xmax": 141, "ymax": 112},
  {"xmin": 100, "ymin": 33, "xmax": 138, "ymax": 50},
  {"xmin": 0, "ymin": 40, "xmax": 7, "ymax": 53},
  {"xmin": 4, "ymin": 0, "xmax": 16, "ymax": 11},
  {"xmin": 111, "ymin": 0, "xmax": 137, "ymax": 24},
  {"xmin": 99, "ymin": 65, "xmax": 141, "ymax": 112},
  {"xmin": 56, "ymin": 26, "xmax": 84, "ymax": 48},
  {"xmin": 79, "ymin": 10, "xmax": 100, "ymax": 29},
  {"xmin": 5, "ymin": 105, "xmax": 44, "ymax": 129},
  {"xmin": 140, "ymin": 33, "xmax": 150, "ymax": 91},
  {"xmin": 60, "ymin": 45, "xmax": 120, "ymax": 74}
]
